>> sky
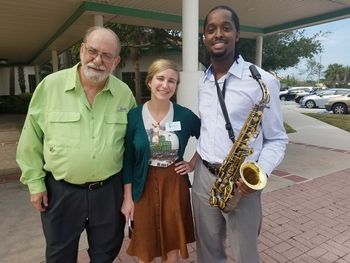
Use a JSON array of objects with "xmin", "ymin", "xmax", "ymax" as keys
[{"xmin": 277, "ymin": 17, "xmax": 350, "ymax": 80}]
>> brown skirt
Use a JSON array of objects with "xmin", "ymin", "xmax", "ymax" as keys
[{"xmin": 127, "ymin": 164, "xmax": 195, "ymax": 262}]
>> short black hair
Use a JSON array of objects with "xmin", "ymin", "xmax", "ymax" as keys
[{"xmin": 203, "ymin": 5, "xmax": 240, "ymax": 33}]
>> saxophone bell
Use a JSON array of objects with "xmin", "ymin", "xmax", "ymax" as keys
[
  {"xmin": 221, "ymin": 161, "xmax": 267, "ymax": 213},
  {"xmin": 240, "ymin": 161, "xmax": 267, "ymax": 190}
]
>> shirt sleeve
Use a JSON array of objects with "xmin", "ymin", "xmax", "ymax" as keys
[
  {"xmin": 190, "ymin": 110, "xmax": 201, "ymax": 139},
  {"xmin": 129, "ymin": 94, "xmax": 137, "ymax": 110},
  {"xmin": 122, "ymin": 88, "xmax": 136, "ymax": 184},
  {"xmin": 16, "ymin": 83, "xmax": 47, "ymax": 194},
  {"xmin": 258, "ymin": 77, "xmax": 289, "ymax": 176},
  {"xmin": 122, "ymin": 111, "xmax": 135, "ymax": 185}
]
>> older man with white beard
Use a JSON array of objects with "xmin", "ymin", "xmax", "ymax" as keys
[{"xmin": 16, "ymin": 26, "xmax": 136, "ymax": 263}]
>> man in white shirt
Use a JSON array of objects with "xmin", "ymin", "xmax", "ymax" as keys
[{"xmin": 192, "ymin": 5, "xmax": 289, "ymax": 263}]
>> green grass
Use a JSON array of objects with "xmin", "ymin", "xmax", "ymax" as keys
[
  {"xmin": 284, "ymin": 122, "xmax": 296, "ymax": 133},
  {"xmin": 303, "ymin": 113, "xmax": 350, "ymax": 132}
]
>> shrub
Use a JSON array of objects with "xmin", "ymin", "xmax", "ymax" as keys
[{"xmin": 0, "ymin": 93, "xmax": 32, "ymax": 114}]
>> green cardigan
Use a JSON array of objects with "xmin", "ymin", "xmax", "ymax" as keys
[{"xmin": 122, "ymin": 103, "xmax": 200, "ymax": 202}]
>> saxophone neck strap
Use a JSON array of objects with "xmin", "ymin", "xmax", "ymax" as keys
[{"xmin": 214, "ymin": 77, "xmax": 235, "ymax": 143}]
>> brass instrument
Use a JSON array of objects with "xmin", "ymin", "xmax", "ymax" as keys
[{"xmin": 208, "ymin": 65, "xmax": 270, "ymax": 213}]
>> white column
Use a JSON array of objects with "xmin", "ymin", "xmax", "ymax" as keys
[
  {"xmin": 178, "ymin": 0, "xmax": 200, "ymax": 114},
  {"xmin": 94, "ymin": 14, "xmax": 104, "ymax": 27},
  {"xmin": 51, "ymin": 50, "xmax": 59, "ymax": 72},
  {"xmin": 255, "ymin": 35, "xmax": 263, "ymax": 67},
  {"xmin": 182, "ymin": 0, "xmax": 198, "ymax": 72},
  {"xmin": 59, "ymin": 51, "xmax": 67, "ymax": 69},
  {"xmin": 178, "ymin": 0, "xmax": 202, "ymax": 180}
]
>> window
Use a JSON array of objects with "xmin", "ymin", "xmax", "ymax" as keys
[{"xmin": 122, "ymin": 72, "xmax": 150, "ymax": 103}]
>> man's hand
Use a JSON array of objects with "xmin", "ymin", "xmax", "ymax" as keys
[
  {"xmin": 236, "ymin": 179, "xmax": 255, "ymax": 197},
  {"xmin": 30, "ymin": 192, "xmax": 48, "ymax": 212}
]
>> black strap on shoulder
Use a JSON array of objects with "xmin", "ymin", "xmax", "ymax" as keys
[{"xmin": 214, "ymin": 77, "xmax": 235, "ymax": 143}]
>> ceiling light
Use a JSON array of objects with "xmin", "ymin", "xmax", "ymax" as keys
[{"xmin": 0, "ymin": 58, "xmax": 8, "ymax": 65}]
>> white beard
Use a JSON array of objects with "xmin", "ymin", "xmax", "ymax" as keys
[{"xmin": 82, "ymin": 63, "xmax": 111, "ymax": 82}]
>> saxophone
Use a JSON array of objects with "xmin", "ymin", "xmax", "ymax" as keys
[{"xmin": 208, "ymin": 65, "xmax": 270, "ymax": 213}]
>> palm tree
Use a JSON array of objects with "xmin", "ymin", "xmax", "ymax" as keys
[
  {"xmin": 343, "ymin": 66, "xmax": 350, "ymax": 84},
  {"xmin": 324, "ymin": 63, "xmax": 345, "ymax": 87}
]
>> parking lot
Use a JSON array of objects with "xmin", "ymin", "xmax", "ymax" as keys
[
  {"xmin": 281, "ymin": 100, "xmax": 328, "ymax": 114},
  {"xmin": 280, "ymin": 87, "xmax": 350, "ymax": 115}
]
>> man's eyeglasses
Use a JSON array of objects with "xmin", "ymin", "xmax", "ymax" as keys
[{"xmin": 84, "ymin": 44, "xmax": 116, "ymax": 63}]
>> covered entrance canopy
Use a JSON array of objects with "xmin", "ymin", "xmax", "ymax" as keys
[{"xmin": 1, "ymin": 0, "xmax": 350, "ymax": 66}]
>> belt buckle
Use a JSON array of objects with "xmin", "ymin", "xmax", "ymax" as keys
[
  {"xmin": 210, "ymin": 166, "xmax": 219, "ymax": 175},
  {"xmin": 203, "ymin": 160, "xmax": 220, "ymax": 175},
  {"xmin": 88, "ymin": 181, "xmax": 103, "ymax": 190}
]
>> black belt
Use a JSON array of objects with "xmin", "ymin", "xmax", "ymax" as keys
[
  {"xmin": 46, "ymin": 172, "xmax": 117, "ymax": 190},
  {"xmin": 202, "ymin": 160, "xmax": 221, "ymax": 175}
]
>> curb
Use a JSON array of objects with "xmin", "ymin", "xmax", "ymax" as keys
[{"xmin": 0, "ymin": 168, "xmax": 21, "ymax": 183}]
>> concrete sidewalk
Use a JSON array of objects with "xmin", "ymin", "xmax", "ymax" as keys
[
  {"xmin": 1, "ymin": 107, "xmax": 350, "ymax": 263},
  {"xmin": 0, "ymin": 114, "xmax": 23, "ymax": 180},
  {"xmin": 282, "ymin": 104, "xmax": 350, "ymax": 151}
]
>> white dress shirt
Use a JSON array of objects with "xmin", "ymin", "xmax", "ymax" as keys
[{"xmin": 197, "ymin": 56, "xmax": 289, "ymax": 175}]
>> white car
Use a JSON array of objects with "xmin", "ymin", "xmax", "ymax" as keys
[{"xmin": 299, "ymin": 88, "xmax": 350, "ymax": 108}]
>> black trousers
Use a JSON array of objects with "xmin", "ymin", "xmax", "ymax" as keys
[{"xmin": 41, "ymin": 173, "xmax": 125, "ymax": 263}]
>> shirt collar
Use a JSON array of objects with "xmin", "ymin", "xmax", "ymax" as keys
[
  {"xmin": 64, "ymin": 63, "xmax": 116, "ymax": 97},
  {"xmin": 63, "ymin": 63, "xmax": 80, "ymax": 92},
  {"xmin": 204, "ymin": 55, "xmax": 245, "ymax": 81}
]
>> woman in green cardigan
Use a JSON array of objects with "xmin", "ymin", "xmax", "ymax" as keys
[{"xmin": 121, "ymin": 59, "xmax": 200, "ymax": 263}]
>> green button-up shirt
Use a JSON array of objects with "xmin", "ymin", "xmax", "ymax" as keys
[{"xmin": 16, "ymin": 64, "xmax": 136, "ymax": 194}]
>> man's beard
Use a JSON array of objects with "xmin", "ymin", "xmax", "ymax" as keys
[
  {"xmin": 210, "ymin": 50, "xmax": 226, "ymax": 59},
  {"xmin": 82, "ymin": 62, "xmax": 112, "ymax": 82}
]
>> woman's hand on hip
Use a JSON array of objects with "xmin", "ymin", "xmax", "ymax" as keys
[{"xmin": 174, "ymin": 160, "xmax": 194, "ymax": 175}]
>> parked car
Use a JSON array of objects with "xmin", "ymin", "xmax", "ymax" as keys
[
  {"xmin": 325, "ymin": 92, "xmax": 350, "ymax": 114},
  {"xmin": 299, "ymin": 88, "xmax": 350, "ymax": 108},
  {"xmin": 279, "ymin": 87, "xmax": 313, "ymax": 101},
  {"xmin": 294, "ymin": 88, "xmax": 327, "ymax": 103}
]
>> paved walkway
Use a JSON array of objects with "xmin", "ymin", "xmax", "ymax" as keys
[{"xmin": 1, "ymin": 105, "xmax": 350, "ymax": 263}]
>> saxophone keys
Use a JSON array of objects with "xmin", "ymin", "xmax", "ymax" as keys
[
  {"xmin": 224, "ymin": 185, "xmax": 233, "ymax": 197},
  {"xmin": 209, "ymin": 195, "xmax": 217, "ymax": 206},
  {"xmin": 219, "ymin": 199, "xmax": 226, "ymax": 210}
]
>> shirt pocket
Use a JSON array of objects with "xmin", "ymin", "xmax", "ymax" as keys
[
  {"xmin": 47, "ymin": 112, "xmax": 81, "ymax": 145},
  {"xmin": 104, "ymin": 113, "xmax": 128, "ymax": 146}
]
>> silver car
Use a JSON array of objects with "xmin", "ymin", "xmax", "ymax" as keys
[{"xmin": 299, "ymin": 88, "xmax": 350, "ymax": 108}]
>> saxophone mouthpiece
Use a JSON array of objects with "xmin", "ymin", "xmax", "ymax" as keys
[{"xmin": 249, "ymin": 65, "xmax": 261, "ymax": 80}]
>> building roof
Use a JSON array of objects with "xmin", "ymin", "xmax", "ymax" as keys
[{"xmin": 1, "ymin": 0, "xmax": 350, "ymax": 66}]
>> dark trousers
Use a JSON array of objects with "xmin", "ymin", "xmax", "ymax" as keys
[{"xmin": 41, "ymin": 173, "xmax": 125, "ymax": 263}]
